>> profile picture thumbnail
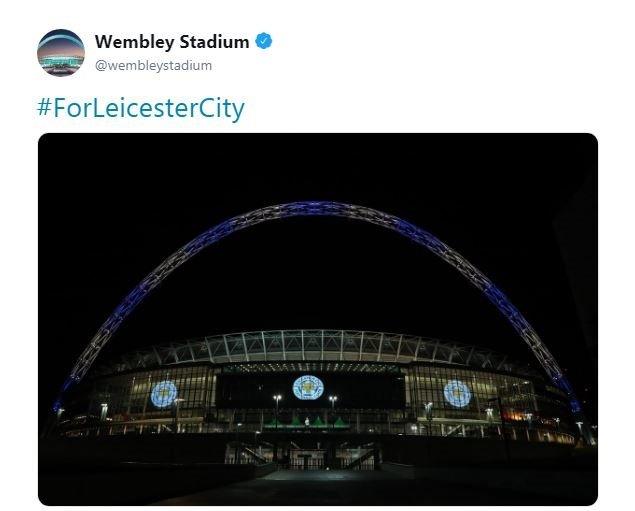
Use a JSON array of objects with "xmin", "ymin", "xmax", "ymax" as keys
[{"xmin": 37, "ymin": 29, "xmax": 85, "ymax": 77}]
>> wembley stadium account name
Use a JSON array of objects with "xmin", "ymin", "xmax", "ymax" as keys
[{"xmin": 94, "ymin": 34, "xmax": 250, "ymax": 52}]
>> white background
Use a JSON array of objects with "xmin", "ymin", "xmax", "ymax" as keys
[{"xmin": 1, "ymin": 0, "xmax": 634, "ymax": 509}]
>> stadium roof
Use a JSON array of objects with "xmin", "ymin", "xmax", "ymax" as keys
[{"xmin": 93, "ymin": 329, "xmax": 541, "ymax": 378}]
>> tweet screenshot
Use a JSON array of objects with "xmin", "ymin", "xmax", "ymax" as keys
[{"xmin": 4, "ymin": 1, "xmax": 634, "ymax": 509}]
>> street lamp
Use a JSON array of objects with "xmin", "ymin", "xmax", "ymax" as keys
[
  {"xmin": 574, "ymin": 420, "xmax": 596, "ymax": 446},
  {"xmin": 424, "ymin": 402, "xmax": 433, "ymax": 438},
  {"xmin": 575, "ymin": 421, "xmax": 588, "ymax": 445},
  {"xmin": 524, "ymin": 412, "xmax": 534, "ymax": 441},
  {"xmin": 173, "ymin": 397, "xmax": 185, "ymax": 434},
  {"xmin": 590, "ymin": 424, "xmax": 598, "ymax": 445},
  {"xmin": 97, "ymin": 403, "xmax": 109, "ymax": 436},
  {"xmin": 488, "ymin": 395, "xmax": 511, "ymax": 462},
  {"xmin": 54, "ymin": 407, "xmax": 66, "ymax": 435},
  {"xmin": 422, "ymin": 402, "xmax": 433, "ymax": 458},
  {"xmin": 273, "ymin": 395, "xmax": 282, "ymax": 431},
  {"xmin": 484, "ymin": 407, "xmax": 494, "ymax": 438},
  {"xmin": 100, "ymin": 403, "xmax": 108, "ymax": 422},
  {"xmin": 524, "ymin": 412, "xmax": 533, "ymax": 430},
  {"xmin": 234, "ymin": 422, "xmax": 243, "ymax": 464},
  {"xmin": 328, "ymin": 395, "xmax": 338, "ymax": 431}
]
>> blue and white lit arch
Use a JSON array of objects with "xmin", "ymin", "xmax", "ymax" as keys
[
  {"xmin": 54, "ymin": 201, "xmax": 581, "ymax": 415},
  {"xmin": 38, "ymin": 33, "xmax": 84, "ymax": 50}
]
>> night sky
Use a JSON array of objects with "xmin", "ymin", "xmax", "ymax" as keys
[{"xmin": 39, "ymin": 134, "xmax": 597, "ymax": 423}]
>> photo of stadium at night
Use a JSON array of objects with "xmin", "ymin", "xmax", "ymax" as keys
[
  {"xmin": 38, "ymin": 134, "xmax": 597, "ymax": 505},
  {"xmin": 37, "ymin": 29, "xmax": 84, "ymax": 76}
]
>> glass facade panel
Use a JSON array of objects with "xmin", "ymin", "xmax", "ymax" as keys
[{"xmin": 57, "ymin": 361, "xmax": 575, "ymax": 445}]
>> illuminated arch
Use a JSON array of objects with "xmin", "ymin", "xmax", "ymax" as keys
[
  {"xmin": 56, "ymin": 201, "xmax": 581, "ymax": 413},
  {"xmin": 38, "ymin": 33, "xmax": 84, "ymax": 50}
]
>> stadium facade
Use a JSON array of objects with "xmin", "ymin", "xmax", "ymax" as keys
[
  {"xmin": 38, "ymin": 55, "xmax": 84, "ymax": 74},
  {"xmin": 57, "ymin": 329, "xmax": 576, "ymax": 445}
]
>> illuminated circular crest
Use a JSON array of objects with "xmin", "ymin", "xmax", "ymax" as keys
[
  {"xmin": 443, "ymin": 379, "xmax": 472, "ymax": 408},
  {"xmin": 150, "ymin": 380, "xmax": 178, "ymax": 408},
  {"xmin": 292, "ymin": 375, "xmax": 324, "ymax": 400}
]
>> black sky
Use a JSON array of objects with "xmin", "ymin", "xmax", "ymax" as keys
[{"xmin": 39, "ymin": 134, "xmax": 597, "ymax": 421}]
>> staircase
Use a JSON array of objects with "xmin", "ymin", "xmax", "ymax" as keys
[
  {"xmin": 240, "ymin": 445, "xmax": 268, "ymax": 464},
  {"xmin": 342, "ymin": 448, "xmax": 375, "ymax": 470},
  {"xmin": 444, "ymin": 425, "xmax": 463, "ymax": 437}
]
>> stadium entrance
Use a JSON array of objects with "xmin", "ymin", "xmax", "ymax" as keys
[{"xmin": 225, "ymin": 437, "xmax": 381, "ymax": 470}]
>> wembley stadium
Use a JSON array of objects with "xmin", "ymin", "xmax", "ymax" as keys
[
  {"xmin": 45, "ymin": 201, "xmax": 592, "ymax": 472},
  {"xmin": 57, "ymin": 329, "xmax": 576, "ymax": 451}
]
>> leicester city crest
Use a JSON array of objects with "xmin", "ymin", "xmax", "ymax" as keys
[
  {"xmin": 292, "ymin": 375, "xmax": 324, "ymax": 400},
  {"xmin": 443, "ymin": 379, "xmax": 472, "ymax": 408}
]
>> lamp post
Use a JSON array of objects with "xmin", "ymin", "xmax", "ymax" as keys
[
  {"xmin": 54, "ymin": 407, "xmax": 65, "ymax": 436},
  {"xmin": 173, "ymin": 397, "xmax": 185, "ymax": 434},
  {"xmin": 273, "ymin": 395, "xmax": 282, "ymax": 431},
  {"xmin": 488, "ymin": 396, "xmax": 511, "ymax": 462},
  {"xmin": 328, "ymin": 395, "xmax": 338, "ymax": 431},
  {"xmin": 169, "ymin": 398, "xmax": 185, "ymax": 464},
  {"xmin": 553, "ymin": 417, "xmax": 561, "ymax": 443},
  {"xmin": 423, "ymin": 402, "xmax": 433, "ymax": 459},
  {"xmin": 100, "ymin": 402, "xmax": 108, "ymax": 436},
  {"xmin": 575, "ymin": 421, "xmax": 584, "ymax": 438},
  {"xmin": 574, "ymin": 420, "xmax": 596, "ymax": 446},
  {"xmin": 235, "ymin": 422, "xmax": 243, "ymax": 464},
  {"xmin": 424, "ymin": 402, "xmax": 433, "ymax": 438},
  {"xmin": 100, "ymin": 403, "xmax": 108, "ymax": 422},
  {"xmin": 485, "ymin": 407, "xmax": 494, "ymax": 437},
  {"xmin": 524, "ymin": 411, "xmax": 533, "ymax": 441}
]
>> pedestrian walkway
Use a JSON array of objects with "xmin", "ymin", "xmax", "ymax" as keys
[{"xmin": 155, "ymin": 468, "xmax": 583, "ymax": 505}]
